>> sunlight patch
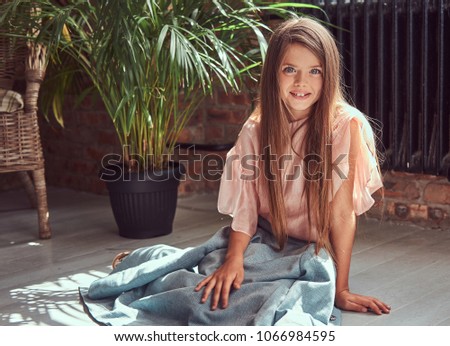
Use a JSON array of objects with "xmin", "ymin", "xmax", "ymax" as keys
[{"xmin": 5, "ymin": 269, "xmax": 110, "ymax": 325}]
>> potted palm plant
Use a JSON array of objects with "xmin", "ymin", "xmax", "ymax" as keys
[{"xmin": 0, "ymin": 0, "xmax": 321, "ymax": 238}]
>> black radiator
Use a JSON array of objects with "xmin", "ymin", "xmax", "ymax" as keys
[{"xmin": 295, "ymin": 0, "xmax": 450, "ymax": 178}]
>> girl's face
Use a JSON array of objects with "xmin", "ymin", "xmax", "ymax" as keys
[{"xmin": 278, "ymin": 43, "xmax": 323, "ymax": 121}]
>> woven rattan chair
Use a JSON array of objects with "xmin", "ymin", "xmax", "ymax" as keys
[{"xmin": 0, "ymin": 6, "xmax": 51, "ymax": 239}]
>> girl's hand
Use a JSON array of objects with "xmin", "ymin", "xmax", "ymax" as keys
[
  {"xmin": 335, "ymin": 289, "xmax": 391, "ymax": 315},
  {"xmin": 195, "ymin": 255, "xmax": 244, "ymax": 310}
]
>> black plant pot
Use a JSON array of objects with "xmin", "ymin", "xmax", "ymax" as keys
[{"xmin": 100, "ymin": 162, "xmax": 185, "ymax": 239}]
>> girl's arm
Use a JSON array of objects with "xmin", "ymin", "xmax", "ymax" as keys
[
  {"xmin": 330, "ymin": 119, "xmax": 391, "ymax": 315},
  {"xmin": 195, "ymin": 229, "xmax": 251, "ymax": 310}
]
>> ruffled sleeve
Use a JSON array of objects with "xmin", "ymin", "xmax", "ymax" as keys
[
  {"xmin": 332, "ymin": 107, "xmax": 383, "ymax": 215},
  {"xmin": 217, "ymin": 119, "xmax": 260, "ymax": 237}
]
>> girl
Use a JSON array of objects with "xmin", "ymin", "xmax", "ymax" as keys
[
  {"xmin": 195, "ymin": 17, "xmax": 391, "ymax": 315},
  {"xmin": 81, "ymin": 17, "xmax": 390, "ymax": 326}
]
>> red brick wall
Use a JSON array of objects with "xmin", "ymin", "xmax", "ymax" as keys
[
  {"xmin": 176, "ymin": 90, "xmax": 253, "ymax": 195},
  {"xmin": 0, "ymin": 173, "xmax": 22, "ymax": 191},
  {"xmin": 38, "ymin": 95, "xmax": 121, "ymax": 194},
  {"xmin": 367, "ymin": 171, "xmax": 450, "ymax": 229}
]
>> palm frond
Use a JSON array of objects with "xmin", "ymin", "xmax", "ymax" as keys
[{"xmin": 0, "ymin": 0, "xmax": 322, "ymax": 170}]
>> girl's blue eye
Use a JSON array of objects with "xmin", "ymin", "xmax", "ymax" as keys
[
  {"xmin": 283, "ymin": 66, "xmax": 296, "ymax": 74},
  {"xmin": 310, "ymin": 68, "xmax": 322, "ymax": 75}
]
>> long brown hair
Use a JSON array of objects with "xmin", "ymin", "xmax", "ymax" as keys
[{"xmin": 259, "ymin": 17, "xmax": 344, "ymax": 254}]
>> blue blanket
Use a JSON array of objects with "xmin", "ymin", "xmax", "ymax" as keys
[{"xmin": 79, "ymin": 218, "xmax": 341, "ymax": 326}]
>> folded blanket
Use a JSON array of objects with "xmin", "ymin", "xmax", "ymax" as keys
[
  {"xmin": 0, "ymin": 88, "xmax": 24, "ymax": 113},
  {"xmin": 79, "ymin": 218, "xmax": 341, "ymax": 326}
]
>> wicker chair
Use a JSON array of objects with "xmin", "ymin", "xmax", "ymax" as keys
[{"xmin": 0, "ymin": 7, "xmax": 51, "ymax": 239}]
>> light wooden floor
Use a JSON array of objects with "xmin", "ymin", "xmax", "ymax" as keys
[{"xmin": 0, "ymin": 186, "xmax": 449, "ymax": 326}]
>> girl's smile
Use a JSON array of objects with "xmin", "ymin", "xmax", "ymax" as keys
[{"xmin": 279, "ymin": 43, "xmax": 323, "ymax": 121}]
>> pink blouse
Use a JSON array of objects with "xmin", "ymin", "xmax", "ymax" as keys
[{"xmin": 217, "ymin": 103, "xmax": 383, "ymax": 242}]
